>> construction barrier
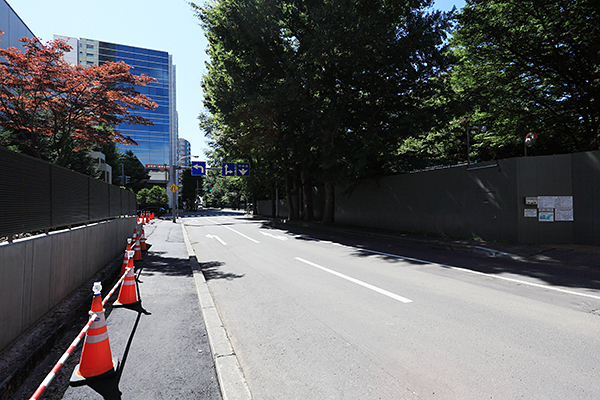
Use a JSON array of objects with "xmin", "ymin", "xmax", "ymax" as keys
[
  {"xmin": 29, "ymin": 312, "xmax": 97, "ymax": 400},
  {"xmin": 29, "ymin": 239, "xmax": 138, "ymax": 398},
  {"xmin": 70, "ymin": 282, "xmax": 117, "ymax": 384}
]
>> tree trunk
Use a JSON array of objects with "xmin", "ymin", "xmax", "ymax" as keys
[
  {"xmin": 300, "ymin": 167, "xmax": 313, "ymax": 221},
  {"xmin": 322, "ymin": 181, "xmax": 335, "ymax": 224},
  {"xmin": 285, "ymin": 172, "xmax": 297, "ymax": 220},
  {"xmin": 270, "ymin": 185, "xmax": 277, "ymax": 218},
  {"xmin": 295, "ymin": 169, "xmax": 303, "ymax": 220}
]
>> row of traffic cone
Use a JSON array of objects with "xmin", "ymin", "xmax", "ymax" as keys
[
  {"xmin": 70, "ymin": 226, "xmax": 148, "ymax": 385},
  {"xmin": 138, "ymin": 211, "xmax": 155, "ymax": 225}
]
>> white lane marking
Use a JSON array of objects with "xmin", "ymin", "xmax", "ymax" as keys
[
  {"xmin": 260, "ymin": 231, "xmax": 288, "ymax": 241},
  {"xmin": 349, "ymin": 248, "xmax": 600, "ymax": 302},
  {"xmin": 206, "ymin": 234, "xmax": 227, "ymax": 246},
  {"xmin": 222, "ymin": 225, "xmax": 260, "ymax": 243},
  {"xmin": 295, "ymin": 257, "xmax": 413, "ymax": 304},
  {"xmin": 206, "ymin": 217, "xmax": 260, "ymax": 243}
]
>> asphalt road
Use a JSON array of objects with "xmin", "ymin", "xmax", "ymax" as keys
[{"xmin": 184, "ymin": 210, "xmax": 600, "ymax": 400}]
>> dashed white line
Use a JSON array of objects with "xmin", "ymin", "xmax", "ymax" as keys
[{"xmin": 295, "ymin": 257, "xmax": 413, "ymax": 304}]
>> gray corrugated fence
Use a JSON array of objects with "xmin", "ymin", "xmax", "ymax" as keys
[
  {"xmin": 0, "ymin": 146, "xmax": 136, "ymax": 238},
  {"xmin": 258, "ymin": 151, "xmax": 600, "ymax": 246}
]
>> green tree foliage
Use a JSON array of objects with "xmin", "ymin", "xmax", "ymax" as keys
[
  {"xmin": 192, "ymin": 0, "xmax": 452, "ymax": 222},
  {"xmin": 180, "ymin": 168, "xmax": 204, "ymax": 210},
  {"xmin": 202, "ymin": 168, "xmax": 246, "ymax": 209},
  {"xmin": 450, "ymin": 0, "xmax": 600, "ymax": 159},
  {"xmin": 118, "ymin": 150, "xmax": 149, "ymax": 192},
  {"xmin": 139, "ymin": 185, "xmax": 169, "ymax": 207},
  {"xmin": 0, "ymin": 34, "xmax": 157, "ymax": 173}
]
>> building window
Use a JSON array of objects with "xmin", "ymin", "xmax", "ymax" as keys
[{"xmin": 87, "ymin": 44, "xmax": 94, "ymax": 49}]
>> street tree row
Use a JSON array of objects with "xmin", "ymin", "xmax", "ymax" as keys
[{"xmin": 194, "ymin": 0, "xmax": 600, "ymax": 223}]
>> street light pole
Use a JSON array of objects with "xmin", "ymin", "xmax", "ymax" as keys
[{"xmin": 172, "ymin": 155, "xmax": 199, "ymax": 223}]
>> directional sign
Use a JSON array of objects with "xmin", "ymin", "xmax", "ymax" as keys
[
  {"xmin": 236, "ymin": 163, "xmax": 250, "ymax": 177},
  {"xmin": 222, "ymin": 163, "xmax": 235, "ymax": 177},
  {"xmin": 191, "ymin": 161, "xmax": 206, "ymax": 176}
]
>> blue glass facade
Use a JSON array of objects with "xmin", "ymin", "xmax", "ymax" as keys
[
  {"xmin": 0, "ymin": 0, "xmax": 36, "ymax": 51},
  {"xmin": 94, "ymin": 41, "xmax": 174, "ymax": 167}
]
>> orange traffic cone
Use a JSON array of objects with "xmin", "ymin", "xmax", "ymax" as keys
[
  {"xmin": 113, "ymin": 265, "xmax": 140, "ymax": 306},
  {"xmin": 70, "ymin": 282, "xmax": 117, "ymax": 385},
  {"xmin": 120, "ymin": 250, "xmax": 135, "ymax": 276},
  {"xmin": 120, "ymin": 250, "xmax": 128, "ymax": 276},
  {"xmin": 126, "ymin": 237, "xmax": 132, "ymax": 252},
  {"xmin": 133, "ymin": 236, "xmax": 142, "ymax": 261},
  {"xmin": 140, "ymin": 228, "xmax": 147, "ymax": 251}
]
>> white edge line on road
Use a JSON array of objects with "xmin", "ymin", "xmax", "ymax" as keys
[
  {"xmin": 356, "ymin": 247, "xmax": 600, "ymax": 302},
  {"xmin": 295, "ymin": 257, "xmax": 413, "ymax": 304}
]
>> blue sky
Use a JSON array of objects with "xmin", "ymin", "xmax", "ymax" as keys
[{"xmin": 10, "ymin": 0, "xmax": 464, "ymax": 159}]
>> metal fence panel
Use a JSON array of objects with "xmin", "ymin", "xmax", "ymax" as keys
[
  {"xmin": 109, "ymin": 184, "xmax": 122, "ymax": 216},
  {"xmin": 89, "ymin": 178, "xmax": 109, "ymax": 220},
  {"xmin": 51, "ymin": 164, "xmax": 90, "ymax": 226},
  {"xmin": 0, "ymin": 146, "xmax": 136, "ymax": 237},
  {"xmin": 0, "ymin": 147, "xmax": 52, "ymax": 235}
]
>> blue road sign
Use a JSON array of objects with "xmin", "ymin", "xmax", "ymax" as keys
[
  {"xmin": 236, "ymin": 163, "xmax": 250, "ymax": 177},
  {"xmin": 222, "ymin": 163, "xmax": 235, "ymax": 176},
  {"xmin": 191, "ymin": 161, "xmax": 206, "ymax": 176}
]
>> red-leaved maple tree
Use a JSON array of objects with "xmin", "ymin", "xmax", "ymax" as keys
[{"xmin": 0, "ymin": 33, "xmax": 158, "ymax": 167}]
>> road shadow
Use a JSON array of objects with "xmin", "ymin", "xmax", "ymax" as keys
[
  {"xmin": 260, "ymin": 220, "xmax": 600, "ymax": 293},
  {"xmin": 199, "ymin": 260, "xmax": 245, "ymax": 281},
  {"xmin": 135, "ymin": 250, "xmax": 193, "ymax": 277}
]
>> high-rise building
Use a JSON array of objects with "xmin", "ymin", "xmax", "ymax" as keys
[
  {"xmin": 56, "ymin": 35, "xmax": 178, "ymax": 187},
  {"xmin": 0, "ymin": 0, "xmax": 35, "ymax": 51},
  {"xmin": 178, "ymin": 137, "xmax": 191, "ymax": 167}
]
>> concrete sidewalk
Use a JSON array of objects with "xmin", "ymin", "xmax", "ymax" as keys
[{"xmin": 57, "ymin": 219, "xmax": 223, "ymax": 400}]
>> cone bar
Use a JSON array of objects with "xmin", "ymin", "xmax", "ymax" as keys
[
  {"xmin": 70, "ymin": 282, "xmax": 117, "ymax": 385},
  {"xmin": 30, "ymin": 276, "xmax": 129, "ymax": 399}
]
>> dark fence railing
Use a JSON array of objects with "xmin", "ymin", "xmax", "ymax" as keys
[{"xmin": 0, "ymin": 146, "xmax": 137, "ymax": 237}]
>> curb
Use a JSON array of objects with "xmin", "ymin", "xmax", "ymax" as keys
[{"xmin": 181, "ymin": 223, "xmax": 252, "ymax": 400}]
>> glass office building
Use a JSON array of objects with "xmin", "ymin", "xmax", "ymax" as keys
[
  {"xmin": 57, "ymin": 36, "xmax": 178, "ymax": 182},
  {"xmin": 0, "ymin": 0, "xmax": 35, "ymax": 51}
]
